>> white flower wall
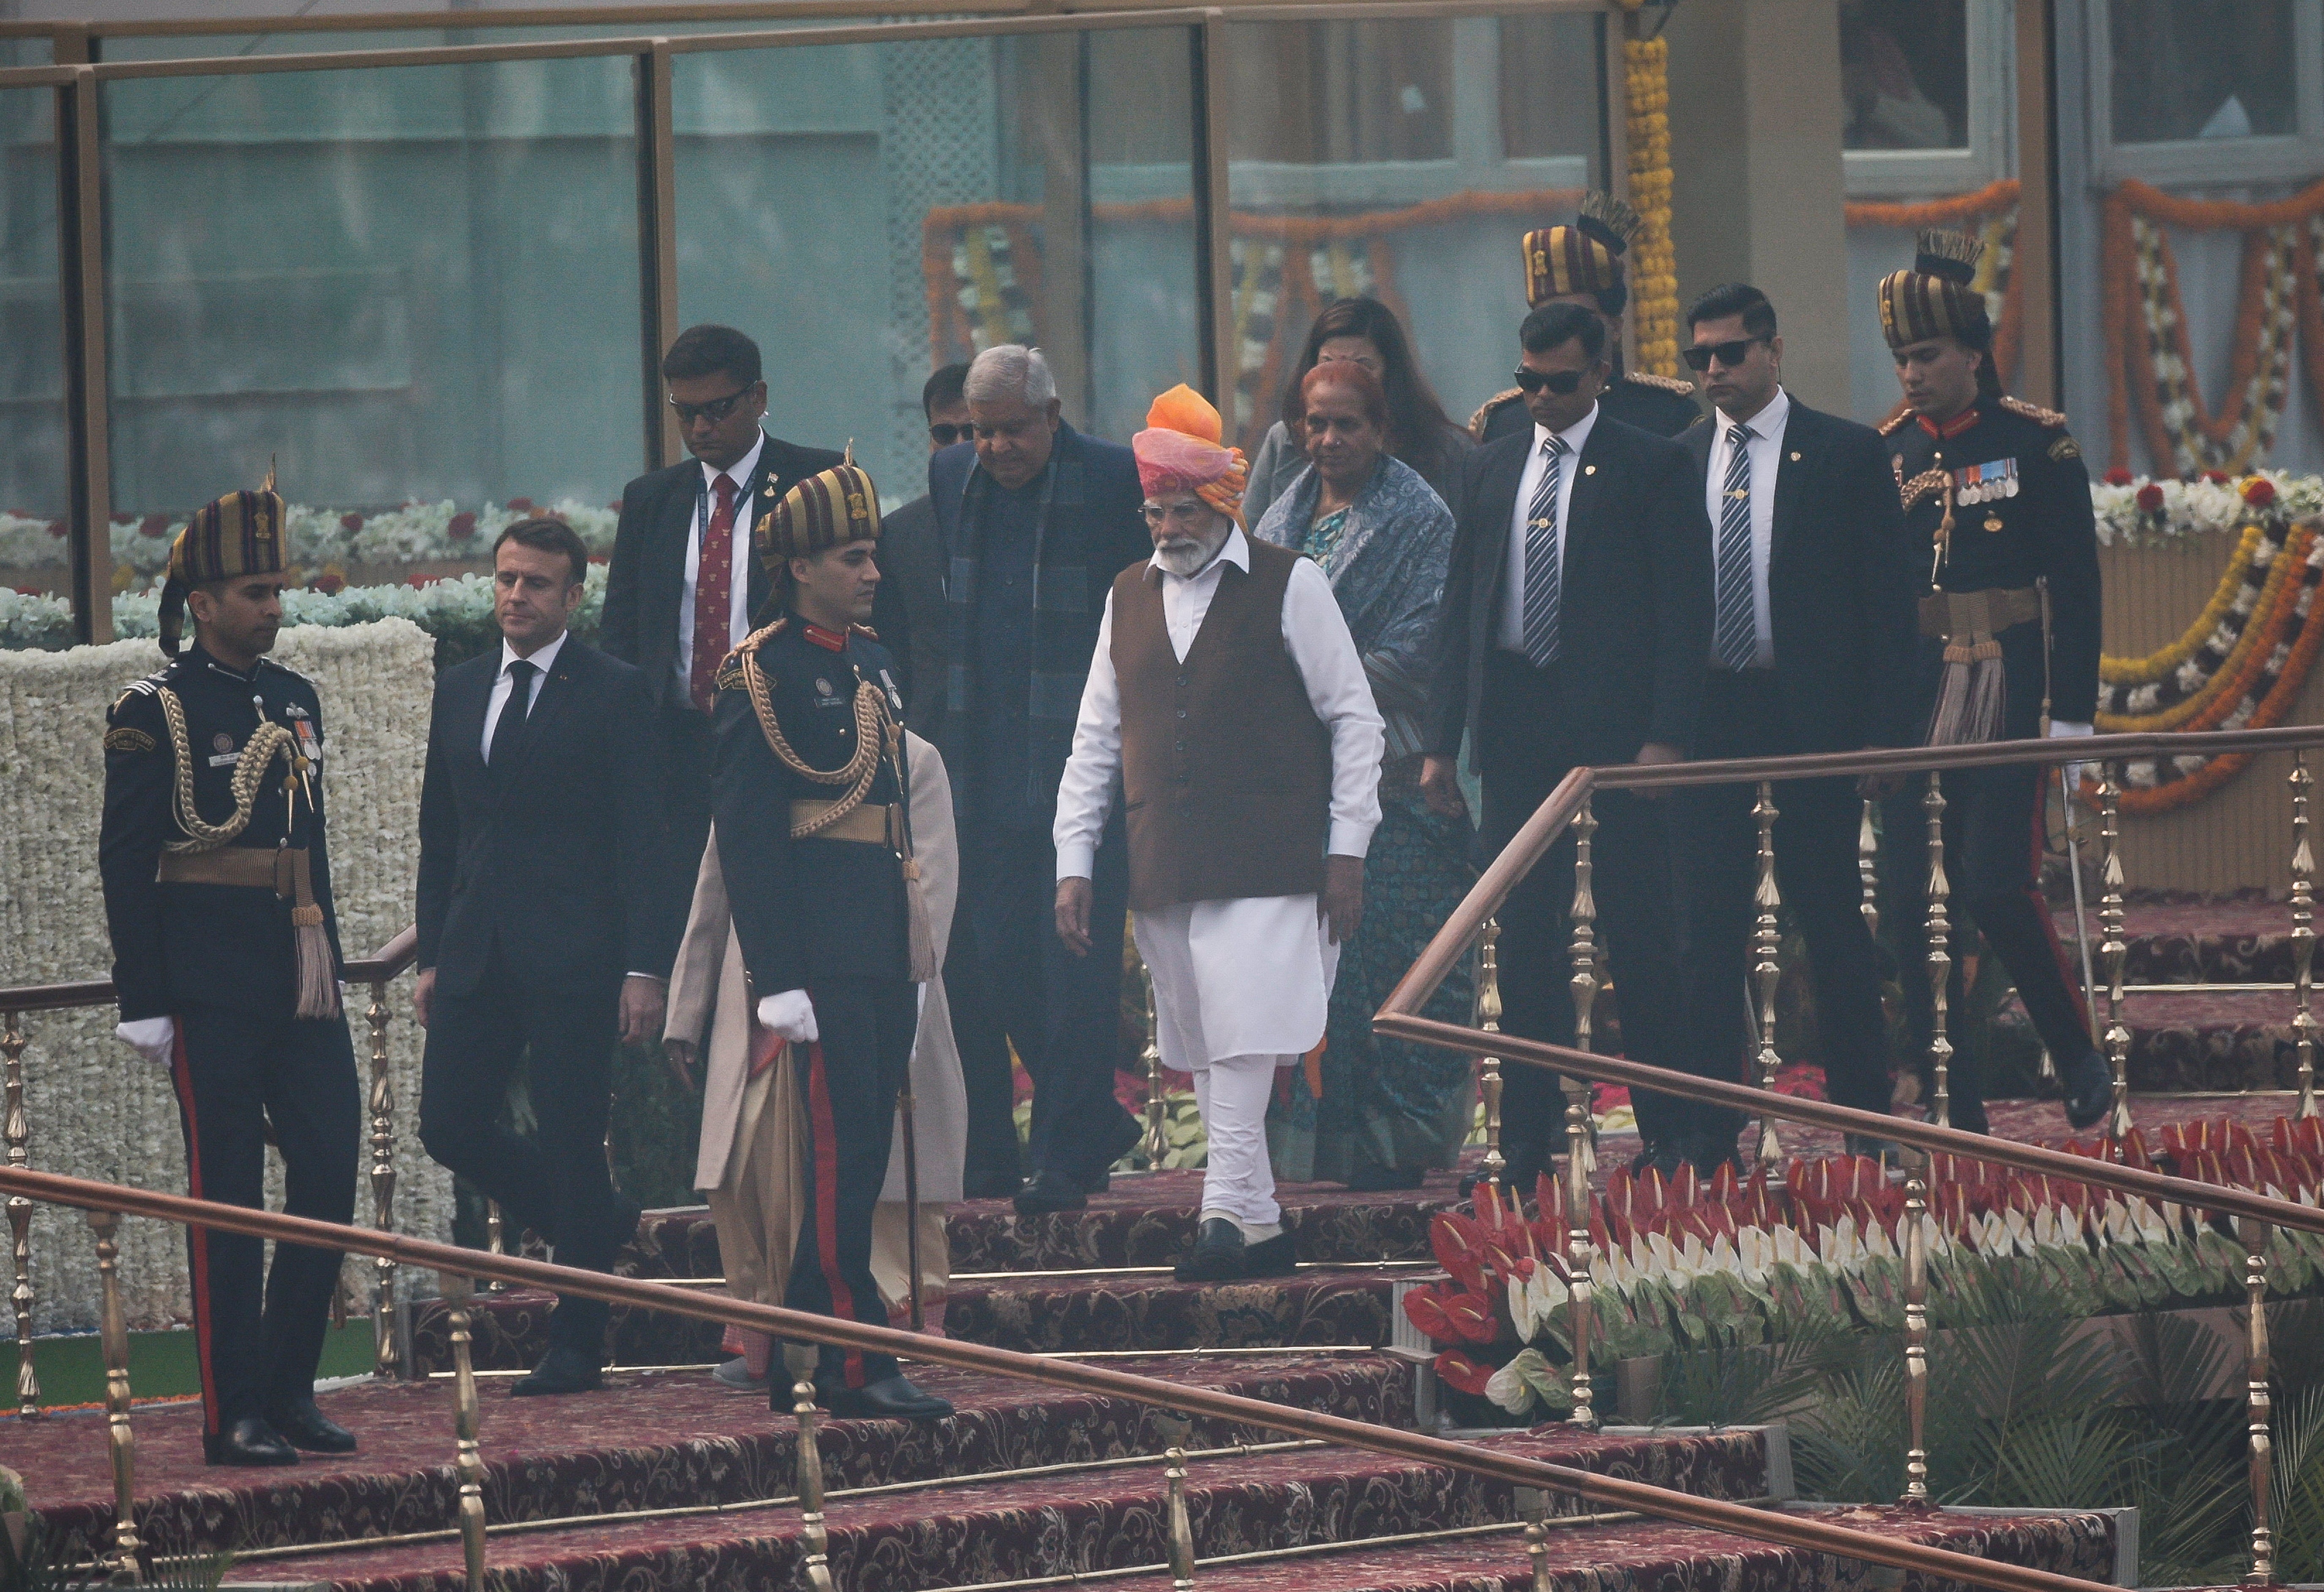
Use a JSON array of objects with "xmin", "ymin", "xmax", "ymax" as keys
[{"xmin": 0, "ymin": 617, "xmax": 450, "ymax": 1335}]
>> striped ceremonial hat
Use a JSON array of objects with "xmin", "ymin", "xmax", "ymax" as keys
[
  {"xmin": 158, "ymin": 469, "xmax": 288, "ymax": 656},
  {"xmin": 1877, "ymin": 228, "xmax": 1989, "ymax": 350},
  {"xmin": 754, "ymin": 446, "xmax": 881, "ymax": 577},
  {"xmin": 1522, "ymin": 191, "xmax": 1639, "ymax": 312}
]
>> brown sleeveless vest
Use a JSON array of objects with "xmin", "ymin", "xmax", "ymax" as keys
[{"xmin": 1109, "ymin": 539, "xmax": 1333, "ymax": 911}]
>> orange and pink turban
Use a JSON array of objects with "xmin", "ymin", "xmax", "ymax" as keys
[{"xmin": 1132, "ymin": 385, "xmax": 1248, "ymax": 529}]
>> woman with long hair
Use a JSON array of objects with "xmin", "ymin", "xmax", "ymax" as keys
[
  {"xmin": 1243, "ymin": 298, "xmax": 1472, "ymax": 530},
  {"xmin": 1253, "ymin": 361, "xmax": 1472, "ymax": 1190}
]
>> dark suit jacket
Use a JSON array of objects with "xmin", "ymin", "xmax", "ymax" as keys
[
  {"xmin": 600, "ymin": 432, "xmax": 846, "ymax": 706},
  {"xmin": 872, "ymin": 494, "xmax": 947, "ymax": 736},
  {"xmin": 415, "ymin": 638, "xmax": 671, "ymax": 996},
  {"xmin": 1680, "ymin": 399, "xmax": 1922, "ymax": 752},
  {"xmin": 1427, "ymin": 412, "xmax": 1714, "ymax": 770}
]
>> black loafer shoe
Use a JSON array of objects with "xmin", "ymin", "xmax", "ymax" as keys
[
  {"xmin": 511, "ymin": 1343, "xmax": 604, "ymax": 1397},
  {"xmin": 1173, "ymin": 1216, "xmax": 1247, "ymax": 1282},
  {"xmin": 2060, "ymin": 1047, "xmax": 2114, "ymax": 1132},
  {"xmin": 1013, "ymin": 1169, "xmax": 1091, "ymax": 1215},
  {"xmin": 817, "ymin": 1373, "xmax": 953, "ymax": 1421},
  {"xmin": 1240, "ymin": 1230, "xmax": 1298, "ymax": 1277},
  {"xmin": 265, "ymin": 1397, "xmax": 357, "ymax": 1453},
  {"xmin": 204, "ymin": 1417, "xmax": 299, "ymax": 1467}
]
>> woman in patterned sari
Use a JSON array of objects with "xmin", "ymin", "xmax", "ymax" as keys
[{"xmin": 1255, "ymin": 362, "xmax": 1473, "ymax": 1190}]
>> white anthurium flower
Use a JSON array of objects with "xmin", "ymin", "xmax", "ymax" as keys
[
  {"xmin": 1485, "ymin": 1353, "xmax": 1537, "ymax": 1416},
  {"xmin": 1863, "ymin": 1221, "xmax": 1897, "ymax": 1262},
  {"xmin": 1605, "ymin": 1243, "xmax": 1639, "ymax": 1293},
  {"xmin": 1772, "ymin": 1226, "xmax": 1811, "ymax": 1268},
  {"xmin": 1507, "ymin": 1266, "xmax": 1542, "ymax": 1342},
  {"xmin": 1735, "ymin": 1226, "xmax": 1772, "ymax": 1287},
  {"xmin": 1707, "ymin": 1232, "xmax": 1741, "ymax": 1278},
  {"xmin": 1645, "ymin": 1230, "xmax": 1679, "ymax": 1281},
  {"xmin": 2032, "ymin": 1205, "xmax": 2061, "ymax": 1250},
  {"xmin": 1677, "ymin": 1231, "xmax": 1709, "ymax": 1278}
]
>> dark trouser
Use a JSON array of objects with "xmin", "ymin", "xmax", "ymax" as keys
[
  {"xmin": 419, "ymin": 949, "xmax": 622, "ymax": 1357},
  {"xmin": 1669, "ymin": 671, "xmax": 1896, "ymax": 1157},
  {"xmin": 949, "ymin": 821, "xmax": 1135, "ymax": 1188},
  {"xmin": 167, "ymin": 1004, "xmax": 359, "ymax": 1438},
  {"xmin": 1478, "ymin": 652, "xmax": 1686, "ymax": 1165},
  {"xmin": 1880, "ymin": 762, "xmax": 2095, "ymax": 1118},
  {"xmin": 787, "ymin": 978, "xmax": 916, "ymax": 1390},
  {"xmin": 655, "ymin": 700, "xmax": 716, "ymax": 947}
]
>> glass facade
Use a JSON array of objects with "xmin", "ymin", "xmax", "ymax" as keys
[{"xmin": 0, "ymin": 84, "xmax": 65, "ymax": 596}]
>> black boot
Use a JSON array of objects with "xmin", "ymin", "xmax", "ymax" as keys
[
  {"xmin": 204, "ymin": 1417, "xmax": 298, "ymax": 1467},
  {"xmin": 265, "ymin": 1397, "xmax": 357, "ymax": 1453},
  {"xmin": 2059, "ymin": 1046, "xmax": 2114, "ymax": 1132}
]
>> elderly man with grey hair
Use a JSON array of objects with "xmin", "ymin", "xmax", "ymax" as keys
[{"xmin": 929, "ymin": 344, "xmax": 1153, "ymax": 1212}]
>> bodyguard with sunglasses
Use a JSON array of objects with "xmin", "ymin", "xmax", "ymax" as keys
[
  {"xmin": 1421, "ymin": 301, "xmax": 1712, "ymax": 1196},
  {"xmin": 602, "ymin": 324, "xmax": 845, "ymax": 937}
]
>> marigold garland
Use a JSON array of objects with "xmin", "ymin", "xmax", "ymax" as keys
[
  {"xmin": 2100, "ymin": 519, "xmax": 2310, "ymax": 732},
  {"xmin": 2098, "ymin": 520, "xmax": 2263, "ymax": 686},
  {"xmin": 1622, "ymin": 32, "xmax": 1680, "ymax": 378}
]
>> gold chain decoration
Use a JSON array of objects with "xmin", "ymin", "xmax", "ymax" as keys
[
  {"xmin": 736, "ymin": 627, "xmax": 890, "ymax": 840},
  {"xmin": 1622, "ymin": 25, "xmax": 1679, "ymax": 379},
  {"xmin": 154, "ymin": 687, "xmax": 296, "ymax": 855}
]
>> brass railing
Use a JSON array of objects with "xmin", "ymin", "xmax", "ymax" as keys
[
  {"xmin": 1376, "ymin": 719, "xmax": 2324, "ymax": 1589},
  {"xmin": 1, "ymin": 1162, "xmax": 2127, "ymax": 1592},
  {"xmin": 0, "ymin": 924, "xmax": 417, "ymax": 1415}
]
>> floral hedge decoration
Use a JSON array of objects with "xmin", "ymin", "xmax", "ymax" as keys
[
  {"xmin": 1407, "ymin": 1119, "xmax": 2324, "ymax": 1422},
  {"xmin": 2091, "ymin": 468, "xmax": 2324, "ymax": 549}
]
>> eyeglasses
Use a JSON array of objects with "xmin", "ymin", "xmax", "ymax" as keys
[
  {"xmin": 667, "ymin": 386, "xmax": 754, "ymax": 427},
  {"xmin": 929, "ymin": 422, "xmax": 973, "ymax": 446},
  {"xmin": 1512, "ymin": 366, "xmax": 1593, "ymax": 396},
  {"xmin": 1681, "ymin": 337, "xmax": 1765, "ymax": 372},
  {"xmin": 1140, "ymin": 501, "xmax": 1212, "ymax": 527}
]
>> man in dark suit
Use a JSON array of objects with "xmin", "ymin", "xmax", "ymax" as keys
[
  {"xmin": 600, "ymin": 324, "xmax": 845, "ymax": 930},
  {"xmin": 873, "ymin": 360, "xmax": 969, "ymax": 736},
  {"xmin": 416, "ymin": 517, "xmax": 672, "ymax": 1396},
  {"xmin": 1421, "ymin": 300, "xmax": 1713, "ymax": 1194},
  {"xmin": 1666, "ymin": 283, "xmax": 1922, "ymax": 1171},
  {"xmin": 932, "ymin": 344, "xmax": 1152, "ymax": 1213}
]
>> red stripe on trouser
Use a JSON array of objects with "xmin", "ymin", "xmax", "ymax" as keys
[
  {"xmin": 803, "ymin": 1038, "xmax": 867, "ymax": 1388},
  {"xmin": 2025, "ymin": 768, "xmax": 2093, "ymax": 1035},
  {"xmin": 168, "ymin": 1020, "xmax": 223, "ymax": 1438}
]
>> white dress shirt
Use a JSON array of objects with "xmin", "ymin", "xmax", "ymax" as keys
[
  {"xmin": 481, "ymin": 628, "xmax": 567, "ymax": 761},
  {"xmin": 1704, "ymin": 385, "xmax": 1790, "ymax": 670},
  {"xmin": 1496, "ymin": 403, "xmax": 1598, "ymax": 652},
  {"xmin": 1053, "ymin": 525, "xmax": 1385, "ymax": 881},
  {"xmin": 674, "ymin": 431, "xmax": 766, "ymax": 697}
]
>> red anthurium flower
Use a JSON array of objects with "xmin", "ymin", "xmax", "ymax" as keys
[{"xmin": 1434, "ymin": 1350, "xmax": 1496, "ymax": 1395}]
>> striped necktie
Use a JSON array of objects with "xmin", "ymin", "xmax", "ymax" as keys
[
  {"xmin": 1520, "ymin": 434, "xmax": 1567, "ymax": 668},
  {"xmin": 1713, "ymin": 424, "xmax": 1758, "ymax": 671}
]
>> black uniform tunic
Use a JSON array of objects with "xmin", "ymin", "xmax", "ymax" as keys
[
  {"xmin": 98, "ymin": 644, "xmax": 360, "ymax": 1441},
  {"xmin": 711, "ymin": 616, "xmax": 914, "ymax": 1392}
]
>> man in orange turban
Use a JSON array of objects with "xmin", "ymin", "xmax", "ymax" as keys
[{"xmin": 1055, "ymin": 387, "xmax": 1385, "ymax": 1282}]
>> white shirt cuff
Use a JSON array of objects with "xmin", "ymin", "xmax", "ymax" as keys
[
  {"xmin": 1328, "ymin": 821, "xmax": 1377, "ymax": 860},
  {"xmin": 1056, "ymin": 843, "xmax": 1098, "ymax": 883}
]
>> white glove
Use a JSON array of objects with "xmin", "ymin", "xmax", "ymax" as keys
[
  {"xmin": 2049, "ymin": 719, "xmax": 2095, "ymax": 800},
  {"xmin": 116, "ymin": 1016, "xmax": 176, "ymax": 1069},
  {"xmin": 755, "ymin": 989, "xmax": 819, "ymax": 1044}
]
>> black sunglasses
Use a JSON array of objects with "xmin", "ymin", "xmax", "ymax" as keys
[
  {"xmin": 1512, "ymin": 366, "xmax": 1592, "ymax": 396},
  {"xmin": 668, "ymin": 386, "xmax": 755, "ymax": 426},
  {"xmin": 929, "ymin": 422, "xmax": 974, "ymax": 446},
  {"xmin": 1681, "ymin": 337, "xmax": 1764, "ymax": 372}
]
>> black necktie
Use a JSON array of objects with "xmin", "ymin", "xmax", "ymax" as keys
[{"xmin": 490, "ymin": 659, "xmax": 537, "ymax": 771}]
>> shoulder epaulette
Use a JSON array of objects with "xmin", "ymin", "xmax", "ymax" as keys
[
  {"xmin": 1877, "ymin": 407, "xmax": 1918, "ymax": 437},
  {"xmin": 109, "ymin": 676, "xmax": 163, "ymax": 715},
  {"xmin": 1999, "ymin": 395, "xmax": 2068, "ymax": 428},
  {"xmin": 1625, "ymin": 370, "xmax": 1698, "ymax": 396},
  {"xmin": 1468, "ymin": 388, "xmax": 1523, "ymax": 441},
  {"xmin": 716, "ymin": 615, "xmax": 789, "ymax": 692}
]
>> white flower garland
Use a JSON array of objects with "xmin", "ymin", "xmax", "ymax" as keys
[
  {"xmin": 2090, "ymin": 469, "xmax": 2324, "ymax": 548},
  {"xmin": 0, "ymin": 618, "xmax": 450, "ymax": 1336}
]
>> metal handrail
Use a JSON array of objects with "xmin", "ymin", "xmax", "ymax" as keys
[
  {"xmin": 0, "ymin": 1163, "xmax": 2118, "ymax": 1592},
  {"xmin": 0, "ymin": 924, "xmax": 417, "ymax": 1015}
]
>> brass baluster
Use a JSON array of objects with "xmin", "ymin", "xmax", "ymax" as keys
[
  {"xmin": 1858, "ymin": 797, "xmax": 1880, "ymax": 939},
  {"xmin": 1751, "ymin": 782, "xmax": 1784, "ymax": 1165},
  {"xmin": 1901, "ymin": 1170, "xmax": 1930, "ymax": 1505},
  {"xmin": 485, "ymin": 1200, "xmax": 506, "ymax": 1291},
  {"xmin": 2242, "ymin": 1217, "xmax": 2275, "ymax": 1588},
  {"xmin": 366, "ymin": 980, "xmax": 398, "ymax": 1376},
  {"xmin": 2098, "ymin": 775, "xmax": 2133, "ymax": 1144},
  {"xmin": 1564, "ymin": 1102, "xmax": 1597, "ymax": 1431},
  {"xmin": 1525, "ymin": 1512, "xmax": 1549, "ymax": 1592},
  {"xmin": 442, "ymin": 1274, "xmax": 487, "ymax": 1592},
  {"xmin": 1142, "ymin": 964, "xmax": 1167, "ymax": 1168},
  {"xmin": 1477, "ymin": 918, "xmax": 1505, "ymax": 1201},
  {"xmin": 1165, "ymin": 1444, "xmax": 1196, "ymax": 1592},
  {"xmin": 89, "ymin": 1210, "xmax": 141, "ymax": 1583},
  {"xmin": 1923, "ymin": 775, "xmax": 1953, "ymax": 1131},
  {"xmin": 5, "ymin": 1010, "xmax": 36, "ymax": 1416},
  {"xmin": 2291, "ymin": 755, "xmax": 2316, "ymax": 1120},
  {"xmin": 1567, "ymin": 796, "xmax": 1599, "ymax": 1179},
  {"xmin": 794, "ymin": 1379, "xmax": 837, "ymax": 1592}
]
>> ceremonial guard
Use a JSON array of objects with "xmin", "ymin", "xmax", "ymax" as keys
[
  {"xmin": 1470, "ymin": 191, "xmax": 1700, "ymax": 444},
  {"xmin": 711, "ymin": 454, "xmax": 953, "ymax": 1422},
  {"xmin": 99, "ymin": 478, "xmax": 361, "ymax": 1466},
  {"xmin": 1876, "ymin": 229, "xmax": 2111, "ymax": 1134}
]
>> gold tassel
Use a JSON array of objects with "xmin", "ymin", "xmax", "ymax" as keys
[
  {"xmin": 902, "ymin": 860, "xmax": 938, "ymax": 984},
  {"xmin": 1926, "ymin": 638, "xmax": 2005, "ymax": 747},
  {"xmin": 291, "ymin": 903, "xmax": 342, "ymax": 1020}
]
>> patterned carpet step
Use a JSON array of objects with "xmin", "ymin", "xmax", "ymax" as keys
[
  {"xmin": 2052, "ymin": 890, "xmax": 2299, "ymax": 986},
  {"xmin": 1996, "ymin": 986, "xmax": 2299, "ymax": 1092},
  {"xmin": 28, "ymin": 1353, "xmax": 1418, "ymax": 1563},
  {"xmin": 1076, "ymin": 1503, "xmax": 2120, "ymax": 1592},
  {"xmin": 200, "ymin": 1424, "xmax": 1778, "ymax": 1590}
]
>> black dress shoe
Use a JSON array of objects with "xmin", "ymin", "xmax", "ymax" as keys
[
  {"xmin": 1014, "ymin": 1168, "xmax": 1091, "ymax": 1215},
  {"xmin": 204, "ymin": 1417, "xmax": 299, "ymax": 1467},
  {"xmin": 265, "ymin": 1397, "xmax": 357, "ymax": 1453},
  {"xmin": 511, "ymin": 1343, "xmax": 604, "ymax": 1397},
  {"xmin": 1627, "ymin": 1141, "xmax": 1680, "ymax": 1180},
  {"xmin": 2059, "ymin": 1047, "xmax": 2114, "ymax": 1132},
  {"xmin": 1240, "ymin": 1230, "xmax": 1298, "ymax": 1277},
  {"xmin": 815, "ymin": 1373, "xmax": 953, "ymax": 1421},
  {"xmin": 1173, "ymin": 1216, "xmax": 1247, "ymax": 1282}
]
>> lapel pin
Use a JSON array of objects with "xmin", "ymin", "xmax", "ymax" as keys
[
  {"xmin": 1790, "ymin": 451, "xmax": 1802, "ymax": 462},
  {"xmin": 1584, "ymin": 464, "xmax": 1596, "ymax": 475}
]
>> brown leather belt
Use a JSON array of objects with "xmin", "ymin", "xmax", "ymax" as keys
[
  {"xmin": 789, "ymin": 800, "xmax": 897, "ymax": 846},
  {"xmin": 1918, "ymin": 586, "xmax": 2041, "ymax": 639},
  {"xmin": 157, "ymin": 845, "xmax": 313, "ymax": 897}
]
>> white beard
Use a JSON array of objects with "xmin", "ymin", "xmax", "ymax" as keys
[{"xmin": 1153, "ymin": 522, "xmax": 1230, "ymax": 577}]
